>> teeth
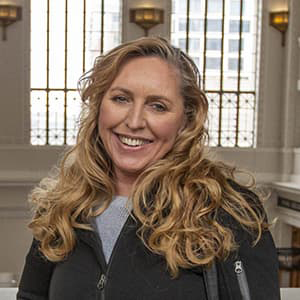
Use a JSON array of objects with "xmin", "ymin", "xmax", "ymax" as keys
[{"xmin": 119, "ymin": 135, "xmax": 150, "ymax": 147}]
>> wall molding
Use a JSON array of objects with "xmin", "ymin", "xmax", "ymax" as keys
[
  {"xmin": 0, "ymin": 171, "xmax": 45, "ymax": 187},
  {"xmin": 0, "ymin": 206, "xmax": 30, "ymax": 219},
  {"xmin": 0, "ymin": 146, "xmax": 295, "ymax": 186},
  {"xmin": 277, "ymin": 206, "xmax": 300, "ymax": 228},
  {"xmin": 272, "ymin": 181, "xmax": 300, "ymax": 229}
]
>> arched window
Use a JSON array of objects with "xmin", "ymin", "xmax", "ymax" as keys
[
  {"xmin": 30, "ymin": 0, "xmax": 122, "ymax": 145},
  {"xmin": 171, "ymin": 0, "xmax": 261, "ymax": 147}
]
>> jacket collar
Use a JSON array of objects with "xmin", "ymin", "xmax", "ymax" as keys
[{"xmin": 75, "ymin": 221, "xmax": 108, "ymax": 271}]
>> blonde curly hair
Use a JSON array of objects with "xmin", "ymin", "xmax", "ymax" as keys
[{"xmin": 29, "ymin": 37, "xmax": 266, "ymax": 277}]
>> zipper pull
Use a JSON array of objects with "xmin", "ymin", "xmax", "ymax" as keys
[
  {"xmin": 97, "ymin": 273, "xmax": 106, "ymax": 290},
  {"xmin": 234, "ymin": 260, "xmax": 243, "ymax": 274}
]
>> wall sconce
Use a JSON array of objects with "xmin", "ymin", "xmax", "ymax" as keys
[
  {"xmin": 130, "ymin": 8, "xmax": 164, "ymax": 37},
  {"xmin": 269, "ymin": 11, "xmax": 289, "ymax": 46},
  {"xmin": 0, "ymin": 4, "xmax": 22, "ymax": 41}
]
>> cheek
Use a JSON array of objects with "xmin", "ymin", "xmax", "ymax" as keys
[
  {"xmin": 153, "ymin": 118, "xmax": 184, "ymax": 142},
  {"xmin": 98, "ymin": 101, "xmax": 113, "ymax": 130}
]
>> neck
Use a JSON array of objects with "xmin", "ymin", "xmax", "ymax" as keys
[{"xmin": 115, "ymin": 170, "xmax": 138, "ymax": 197}]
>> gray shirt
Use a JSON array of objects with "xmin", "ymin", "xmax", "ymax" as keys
[{"xmin": 95, "ymin": 196, "xmax": 131, "ymax": 263}]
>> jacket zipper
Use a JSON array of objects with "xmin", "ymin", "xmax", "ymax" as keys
[
  {"xmin": 97, "ymin": 273, "xmax": 106, "ymax": 300},
  {"xmin": 96, "ymin": 215, "xmax": 133, "ymax": 300},
  {"xmin": 234, "ymin": 260, "xmax": 251, "ymax": 300}
]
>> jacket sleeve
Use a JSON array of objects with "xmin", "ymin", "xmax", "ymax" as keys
[
  {"xmin": 17, "ymin": 239, "xmax": 55, "ymax": 300},
  {"xmin": 239, "ymin": 228, "xmax": 280, "ymax": 299},
  {"xmin": 217, "ymin": 182, "xmax": 280, "ymax": 300}
]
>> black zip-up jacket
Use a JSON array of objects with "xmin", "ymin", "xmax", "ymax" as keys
[{"xmin": 17, "ymin": 186, "xmax": 280, "ymax": 300}]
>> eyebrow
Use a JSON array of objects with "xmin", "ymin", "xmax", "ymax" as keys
[
  {"xmin": 110, "ymin": 87, "xmax": 133, "ymax": 97},
  {"xmin": 109, "ymin": 86, "xmax": 173, "ymax": 104}
]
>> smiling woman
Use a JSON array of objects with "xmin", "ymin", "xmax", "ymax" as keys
[
  {"xmin": 98, "ymin": 57, "xmax": 185, "ymax": 195},
  {"xmin": 17, "ymin": 37, "xmax": 279, "ymax": 300}
]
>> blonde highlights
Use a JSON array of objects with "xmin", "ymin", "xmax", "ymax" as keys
[{"xmin": 28, "ymin": 37, "xmax": 266, "ymax": 276}]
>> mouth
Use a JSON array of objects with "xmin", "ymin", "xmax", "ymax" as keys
[{"xmin": 117, "ymin": 134, "xmax": 153, "ymax": 147}]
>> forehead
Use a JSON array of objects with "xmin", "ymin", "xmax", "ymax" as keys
[{"xmin": 110, "ymin": 56, "xmax": 181, "ymax": 90}]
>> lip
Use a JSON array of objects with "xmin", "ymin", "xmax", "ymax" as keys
[
  {"xmin": 115, "ymin": 132, "xmax": 153, "ymax": 142},
  {"xmin": 113, "ymin": 132, "xmax": 153, "ymax": 150}
]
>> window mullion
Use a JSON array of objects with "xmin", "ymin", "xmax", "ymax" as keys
[
  {"xmin": 218, "ymin": 0, "xmax": 226, "ymax": 146},
  {"xmin": 83, "ymin": 0, "xmax": 86, "ymax": 73},
  {"xmin": 185, "ymin": 0, "xmax": 190, "ymax": 53},
  {"xmin": 64, "ymin": 0, "xmax": 68, "ymax": 145},
  {"xmin": 100, "ymin": 0, "xmax": 104, "ymax": 54},
  {"xmin": 46, "ymin": 0, "xmax": 50, "ymax": 145},
  {"xmin": 235, "ymin": 0, "xmax": 244, "ymax": 146},
  {"xmin": 202, "ymin": 0, "xmax": 208, "ymax": 91}
]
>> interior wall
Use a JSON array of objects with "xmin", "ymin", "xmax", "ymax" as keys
[
  {"xmin": 0, "ymin": 0, "xmax": 30, "ymax": 144},
  {"xmin": 0, "ymin": 0, "xmax": 299, "ymax": 275}
]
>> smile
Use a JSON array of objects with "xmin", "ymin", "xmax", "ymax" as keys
[{"xmin": 117, "ymin": 135, "xmax": 152, "ymax": 147}]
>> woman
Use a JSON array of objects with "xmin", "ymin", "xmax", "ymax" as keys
[{"xmin": 17, "ymin": 37, "xmax": 280, "ymax": 299}]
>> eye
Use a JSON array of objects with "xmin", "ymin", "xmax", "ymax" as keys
[
  {"xmin": 111, "ymin": 95, "xmax": 129, "ymax": 103},
  {"xmin": 151, "ymin": 102, "xmax": 167, "ymax": 112}
]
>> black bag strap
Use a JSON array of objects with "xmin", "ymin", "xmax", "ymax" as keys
[{"xmin": 203, "ymin": 261, "xmax": 219, "ymax": 300}]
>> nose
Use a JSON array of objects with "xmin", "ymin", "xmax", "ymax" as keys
[{"xmin": 125, "ymin": 103, "xmax": 146, "ymax": 130}]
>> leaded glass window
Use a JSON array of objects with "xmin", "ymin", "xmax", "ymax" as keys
[
  {"xmin": 171, "ymin": 0, "xmax": 260, "ymax": 147},
  {"xmin": 30, "ymin": 0, "xmax": 122, "ymax": 145}
]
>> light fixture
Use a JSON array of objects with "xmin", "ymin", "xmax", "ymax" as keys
[
  {"xmin": 0, "ymin": 4, "xmax": 22, "ymax": 41},
  {"xmin": 130, "ymin": 8, "xmax": 164, "ymax": 37},
  {"xmin": 269, "ymin": 11, "xmax": 289, "ymax": 46}
]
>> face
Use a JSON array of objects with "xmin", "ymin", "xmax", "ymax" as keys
[{"xmin": 98, "ymin": 56, "xmax": 185, "ymax": 183}]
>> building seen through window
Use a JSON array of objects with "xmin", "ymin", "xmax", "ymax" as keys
[
  {"xmin": 31, "ymin": 0, "xmax": 259, "ymax": 147},
  {"xmin": 171, "ymin": 0, "xmax": 259, "ymax": 147},
  {"xmin": 30, "ymin": 0, "xmax": 122, "ymax": 145},
  {"xmin": 207, "ymin": 38, "xmax": 222, "ymax": 51}
]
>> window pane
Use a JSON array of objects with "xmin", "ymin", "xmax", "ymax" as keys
[
  {"xmin": 179, "ymin": 0, "xmax": 187, "ymax": 12},
  {"xmin": 31, "ymin": 91, "xmax": 47, "ymax": 145},
  {"xmin": 206, "ymin": 57, "xmax": 221, "ymax": 70},
  {"xmin": 103, "ymin": 32, "xmax": 121, "ymax": 52},
  {"xmin": 49, "ymin": 91, "xmax": 65, "ymax": 145},
  {"xmin": 230, "ymin": 0, "xmax": 246, "ymax": 16},
  {"xmin": 221, "ymin": 93, "xmax": 237, "ymax": 147},
  {"xmin": 190, "ymin": 19, "xmax": 203, "ymax": 32},
  {"xmin": 190, "ymin": 38, "xmax": 201, "ymax": 52},
  {"xmin": 31, "ymin": 0, "xmax": 47, "ymax": 89},
  {"xmin": 206, "ymin": 75, "xmax": 221, "ymax": 91},
  {"xmin": 103, "ymin": 0, "xmax": 121, "ymax": 52},
  {"xmin": 229, "ymin": 20, "xmax": 250, "ymax": 33},
  {"xmin": 207, "ymin": 39, "xmax": 222, "ymax": 51},
  {"xmin": 238, "ymin": 93, "xmax": 254, "ymax": 147},
  {"xmin": 228, "ymin": 38, "xmax": 244, "ymax": 52},
  {"xmin": 49, "ymin": 0, "xmax": 66, "ymax": 88},
  {"xmin": 179, "ymin": 18, "xmax": 186, "ymax": 31},
  {"xmin": 228, "ymin": 57, "xmax": 244, "ymax": 71},
  {"xmin": 66, "ymin": 92, "xmax": 82, "ymax": 145},
  {"xmin": 208, "ymin": 0, "xmax": 222, "ymax": 14},
  {"xmin": 207, "ymin": 93, "xmax": 220, "ymax": 146},
  {"xmin": 243, "ymin": 21, "xmax": 250, "ymax": 32},
  {"xmin": 172, "ymin": 0, "xmax": 176, "ymax": 13},
  {"xmin": 86, "ymin": 2, "xmax": 102, "ymax": 68},
  {"xmin": 67, "ymin": 1, "xmax": 84, "ymax": 88},
  {"xmin": 190, "ymin": 0, "xmax": 201, "ymax": 11},
  {"xmin": 179, "ymin": 38, "xmax": 186, "ymax": 51},
  {"xmin": 207, "ymin": 19, "xmax": 222, "ymax": 32}
]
